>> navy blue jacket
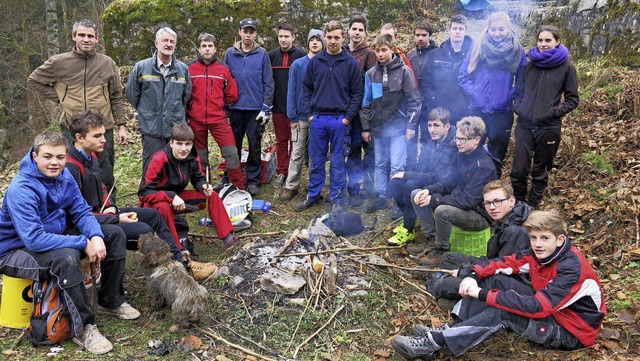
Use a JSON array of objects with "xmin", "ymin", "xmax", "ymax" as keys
[
  {"xmin": 404, "ymin": 125, "xmax": 457, "ymax": 184},
  {"xmin": 302, "ymin": 49, "xmax": 363, "ymax": 122},
  {"xmin": 222, "ymin": 42, "xmax": 274, "ymax": 112}
]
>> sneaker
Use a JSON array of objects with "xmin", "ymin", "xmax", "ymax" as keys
[
  {"xmin": 191, "ymin": 260, "xmax": 218, "ymax": 280},
  {"xmin": 222, "ymin": 233, "xmax": 240, "ymax": 250},
  {"xmin": 294, "ymin": 197, "xmax": 321, "ymax": 212},
  {"xmin": 387, "ymin": 226, "xmax": 415, "ymax": 246},
  {"xmin": 391, "ymin": 204, "xmax": 403, "ymax": 220},
  {"xmin": 412, "ymin": 323, "xmax": 450, "ymax": 336},
  {"xmin": 391, "ymin": 332, "xmax": 441, "ymax": 360},
  {"xmin": 418, "ymin": 248, "xmax": 448, "ymax": 267},
  {"xmin": 348, "ymin": 194, "xmax": 364, "ymax": 207},
  {"xmin": 247, "ymin": 184, "xmax": 260, "ymax": 196},
  {"xmin": 273, "ymin": 173, "xmax": 286, "ymax": 188},
  {"xmin": 233, "ymin": 219, "xmax": 252, "ymax": 232},
  {"xmin": 73, "ymin": 324, "xmax": 113, "ymax": 355},
  {"xmin": 98, "ymin": 302, "xmax": 140, "ymax": 320},
  {"xmin": 363, "ymin": 197, "xmax": 388, "ymax": 213},
  {"xmin": 279, "ymin": 187, "xmax": 299, "ymax": 201}
]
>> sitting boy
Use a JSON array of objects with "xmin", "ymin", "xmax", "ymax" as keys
[
  {"xmin": 66, "ymin": 110, "xmax": 216, "ymax": 280},
  {"xmin": 426, "ymin": 179, "xmax": 532, "ymax": 305},
  {"xmin": 391, "ymin": 210, "xmax": 606, "ymax": 359},
  {"xmin": 0, "ymin": 132, "xmax": 135, "ymax": 354},
  {"xmin": 410, "ymin": 116, "xmax": 497, "ymax": 265},
  {"xmin": 139, "ymin": 124, "xmax": 239, "ymax": 250}
]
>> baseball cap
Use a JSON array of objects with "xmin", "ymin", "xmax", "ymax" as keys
[{"xmin": 240, "ymin": 18, "xmax": 257, "ymax": 30}]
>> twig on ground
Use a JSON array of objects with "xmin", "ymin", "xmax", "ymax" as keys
[
  {"xmin": 239, "ymin": 231, "xmax": 286, "ymax": 239},
  {"xmin": 293, "ymin": 304, "xmax": 345, "ymax": 359},
  {"xmin": 397, "ymin": 275, "xmax": 435, "ymax": 300},
  {"xmin": 286, "ymin": 264, "xmax": 325, "ymax": 353},
  {"xmin": 207, "ymin": 316, "xmax": 274, "ymax": 355},
  {"xmin": 196, "ymin": 327, "xmax": 278, "ymax": 361},
  {"xmin": 117, "ymin": 317, "xmax": 153, "ymax": 342},
  {"xmin": 358, "ymin": 260, "xmax": 451, "ymax": 273},
  {"xmin": 237, "ymin": 292, "xmax": 253, "ymax": 324},
  {"xmin": 279, "ymin": 245, "xmax": 402, "ymax": 258},
  {"xmin": 368, "ymin": 217, "xmax": 403, "ymax": 242}
]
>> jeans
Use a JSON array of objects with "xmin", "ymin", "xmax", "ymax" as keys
[
  {"xmin": 373, "ymin": 135, "xmax": 406, "ymax": 198},
  {"xmin": 307, "ymin": 114, "xmax": 349, "ymax": 203}
]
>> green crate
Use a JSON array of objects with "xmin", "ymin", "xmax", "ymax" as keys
[{"xmin": 449, "ymin": 226, "xmax": 491, "ymax": 257}]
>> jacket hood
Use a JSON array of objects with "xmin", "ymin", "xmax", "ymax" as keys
[
  {"xmin": 18, "ymin": 147, "xmax": 63, "ymax": 181},
  {"xmin": 504, "ymin": 201, "xmax": 533, "ymax": 227},
  {"xmin": 349, "ymin": 41, "xmax": 371, "ymax": 53},
  {"xmin": 72, "ymin": 45, "xmax": 97, "ymax": 57},
  {"xmin": 232, "ymin": 41, "xmax": 261, "ymax": 53},
  {"xmin": 196, "ymin": 54, "xmax": 219, "ymax": 65}
]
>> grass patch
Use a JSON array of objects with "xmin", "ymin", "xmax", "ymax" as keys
[{"xmin": 580, "ymin": 152, "xmax": 614, "ymax": 175}]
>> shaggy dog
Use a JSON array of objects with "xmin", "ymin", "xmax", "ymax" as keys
[{"xmin": 138, "ymin": 233, "xmax": 209, "ymax": 329}]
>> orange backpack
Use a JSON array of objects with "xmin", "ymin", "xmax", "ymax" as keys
[{"xmin": 24, "ymin": 280, "xmax": 72, "ymax": 345}]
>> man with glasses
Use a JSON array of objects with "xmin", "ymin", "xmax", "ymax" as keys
[
  {"xmin": 423, "ymin": 179, "xmax": 533, "ymax": 310},
  {"xmin": 411, "ymin": 116, "xmax": 497, "ymax": 266}
]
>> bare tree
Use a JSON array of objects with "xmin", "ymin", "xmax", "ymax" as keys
[{"xmin": 45, "ymin": 0, "xmax": 59, "ymax": 57}]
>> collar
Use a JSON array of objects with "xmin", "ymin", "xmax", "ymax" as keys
[
  {"xmin": 157, "ymin": 57, "xmax": 172, "ymax": 68},
  {"xmin": 74, "ymin": 147, "xmax": 93, "ymax": 160}
]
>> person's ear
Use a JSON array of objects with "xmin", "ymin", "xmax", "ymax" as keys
[{"xmin": 556, "ymin": 234, "xmax": 566, "ymax": 248}]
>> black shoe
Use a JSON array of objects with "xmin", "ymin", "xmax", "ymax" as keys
[
  {"xmin": 348, "ymin": 194, "xmax": 364, "ymax": 207},
  {"xmin": 391, "ymin": 333, "xmax": 441, "ymax": 360},
  {"xmin": 363, "ymin": 197, "xmax": 388, "ymax": 213},
  {"xmin": 294, "ymin": 197, "xmax": 321, "ymax": 212},
  {"xmin": 418, "ymin": 248, "xmax": 448, "ymax": 267},
  {"xmin": 247, "ymin": 184, "xmax": 260, "ymax": 196}
]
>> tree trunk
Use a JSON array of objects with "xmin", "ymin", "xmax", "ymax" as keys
[{"xmin": 45, "ymin": 0, "xmax": 59, "ymax": 58}]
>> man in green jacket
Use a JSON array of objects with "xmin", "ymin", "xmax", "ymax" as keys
[{"xmin": 28, "ymin": 19, "xmax": 127, "ymax": 196}]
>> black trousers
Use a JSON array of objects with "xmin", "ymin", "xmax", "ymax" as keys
[
  {"xmin": 116, "ymin": 207, "xmax": 181, "ymax": 257},
  {"xmin": 229, "ymin": 109, "xmax": 261, "ymax": 186},
  {"xmin": 388, "ymin": 177, "xmax": 434, "ymax": 231}
]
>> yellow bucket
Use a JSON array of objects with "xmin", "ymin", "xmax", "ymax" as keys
[{"xmin": 0, "ymin": 275, "xmax": 34, "ymax": 329}]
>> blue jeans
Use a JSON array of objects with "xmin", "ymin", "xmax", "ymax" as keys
[
  {"xmin": 307, "ymin": 114, "xmax": 349, "ymax": 203},
  {"xmin": 373, "ymin": 135, "xmax": 406, "ymax": 198}
]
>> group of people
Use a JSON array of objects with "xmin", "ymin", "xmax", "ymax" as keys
[{"xmin": 0, "ymin": 11, "xmax": 601, "ymax": 359}]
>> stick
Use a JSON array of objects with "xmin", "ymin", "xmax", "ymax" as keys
[
  {"xmin": 99, "ymin": 171, "xmax": 122, "ymax": 213},
  {"xmin": 368, "ymin": 217, "xmax": 403, "ymax": 242},
  {"xmin": 187, "ymin": 230, "xmax": 285, "ymax": 239},
  {"xmin": 195, "ymin": 327, "xmax": 278, "ymax": 361},
  {"xmin": 89, "ymin": 262, "xmax": 98, "ymax": 310},
  {"xmin": 271, "ymin": 229, "xmax": 300, "ymax": 266},
  {"xmin": 278, "ymin": 245, "xmax": 402, "ymax": 257},
  {"xmin": 359, "ymin": 260, "xmax": 451, "ymax": 273},
  {"xmin": 203, "ymin": 166, "xmax": 210, "ymax": 244},
  {"xmin": 293, "ymin": 304, "xmax": 345, "ymax": 358}
]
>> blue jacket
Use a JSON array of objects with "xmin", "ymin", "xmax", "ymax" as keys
[
  {"xmin": 360, "ymin": 56, "xmax": 421, "ymax": 136},
  {"xmin": 427, "ymin": 145, "xmax": 497, "ymax": 210},
  {"xmin": 222, "ymin": 42, "xmax": 274, "ymax": 112},
  {"xmin": 126, "ymin": 51, "xmax": 191, "ymax": 139},
  {"xmin": 0, "ymin": 149, "xmax": 103, "ymax": 256},
  {"xmin": 302, "ymin": 49, "xmax": 363, "ymax": 122},
  {"xmin": 287, "ymin": 55, "xmax": 311, "ymax": 122},
  {"xmin": 458, "ymin": 47, "xmax": 526, "ymax": 113}
]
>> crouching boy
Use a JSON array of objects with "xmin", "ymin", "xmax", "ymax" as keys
[
  {"xmin": 139, "ymin": 124, "xmax": 239, "ymax": 250},
  {"xmin": 391, "ymin": 210, "xmax": 606, "ymax": 359}
]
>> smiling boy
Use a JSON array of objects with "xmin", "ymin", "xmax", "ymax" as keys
[{"xmin": 391, "ymin": 210, "xmax": 606, "ymax": 359}]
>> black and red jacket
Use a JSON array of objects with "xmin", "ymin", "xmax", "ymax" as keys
[
  {"xmin": 65, "ymin": 147, "xmax": 118, "ymax": 224},
  {"xmin": 471, "ymin": 239, "xmax": 606, "ymax": 347},
  {"xmin": 138, "ymin": 144, "xmax": 206, "ymax": 205},
  {"xmin": 187, "ymin": 55, "xmax": 239, "ymax": 125},
  {"xmin": 269, "ymin": 46, "xmax": 306, "ymax": 114}
]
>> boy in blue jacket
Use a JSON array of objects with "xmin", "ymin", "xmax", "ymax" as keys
[
  {"xmin": 360, "ymin": 34, "xmax": 421, "ymax": 214},
  {"xmin": 295, "ymin": 20, "xmax": 363, "ymax": 211},
  {"xmin": 0, "ymin": 132, "xmax": 134, "ymax": 354}
]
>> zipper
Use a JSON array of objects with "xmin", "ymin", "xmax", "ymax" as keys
[{"xmin": 83, "ymin": 55, "xmax": 88, "ymax": 109}]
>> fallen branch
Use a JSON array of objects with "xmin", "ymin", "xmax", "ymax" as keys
[
  {"xmin": 271, "ymin": 229, "xmax": 300, "ymax": 266},
  {"xmin": 187, "ymin": 230, "xmax": 285, "ymax": 239},
  {"xmin": 359, "ymin": 260, "xmax": 451, "ymax": 273},
  {"xmin": 397, "ymin": 275, "xmax": 435, "ymax": 300},
  {"xmin": 293, "ymin": 304, "xmax": 345, "ymax": 358},
  {"xmin": 278, "ymin": 245, "xmax": 402, "ymax": 258},
  {"xmin": 117, "ymin": 317, "xmax": 153, "ymax": 342},
  {"xmin": 368, "ymin": 217, "xmax": 402, "ymax": 242},
  {"xmin": 196, "ymin": 327, "xmax": 278, "ymax": 361}
]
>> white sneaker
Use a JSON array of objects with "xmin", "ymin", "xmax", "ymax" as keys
[
  {"xmin": 73, "ymin": 324, "xmax": 113, "ymax": 354},
  {"xmin": 98, "ymin": 302, "xmax": 141, "ymax": 320}
]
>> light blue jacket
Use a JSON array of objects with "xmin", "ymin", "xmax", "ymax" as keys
[{"xmin": 287, "ymin": 55, "xmax": 311, "ymax": 122}]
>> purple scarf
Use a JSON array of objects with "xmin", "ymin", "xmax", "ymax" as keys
[{"xmin": 528, "ymin": 44, "xmax": 569, "ymax": 68}]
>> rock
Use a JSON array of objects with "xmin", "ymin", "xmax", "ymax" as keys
[
  {"xmin": 366, "ymin": 255, "xmax": 387, "ymax": 265},
  {"xmin": 345, "ymin": 276, "xmax": 369, "ymax": 297},
  {"xmin": 231, "ymin": 275, "xmax": 245, "ymax": 286},
  {"xmin": 577, "ymin": 0, "xmax": 598, "ymax": 12},
  {"xmin": 258, "ymin": 269, "xmax": 306, "ymax": 295}
]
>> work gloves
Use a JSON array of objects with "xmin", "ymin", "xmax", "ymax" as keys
[{"xmin": 256, "ymin": 110, "xmax": 271, "ymax": 136}]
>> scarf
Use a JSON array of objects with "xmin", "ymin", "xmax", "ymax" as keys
[
  {"xmin": 528, "ymin": 44, "xmax": 569, "ymax": 69},
  {"xmin": 480, "ymin": 30, "xmax": 522, "ymax": 73}
]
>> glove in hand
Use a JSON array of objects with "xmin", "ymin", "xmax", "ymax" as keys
[{"xmin": 256, "ymin": 111, "xmax": 271, "ymax": 126}]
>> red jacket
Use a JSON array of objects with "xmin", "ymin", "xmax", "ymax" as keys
[
  {"xmin": 473, "ymin": 240, "xmax": 606, "ymax": 347},
  {"xmin": 187, "ymin": 56, "xmax": 238, "ymax": 124}
]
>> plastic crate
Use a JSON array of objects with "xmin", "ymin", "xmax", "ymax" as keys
[{"xmin": 448, "ymin": 226, "xmax": 491, "ymax": 257}]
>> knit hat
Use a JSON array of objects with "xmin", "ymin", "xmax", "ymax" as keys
[{"xmin": 307, "ymin": 28, "xmax": 326, "ymax": 48}]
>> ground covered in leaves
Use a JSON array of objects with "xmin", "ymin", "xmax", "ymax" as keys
[{"xmin": 0, "ymin": 65, "xmax": 639, "ymax": 360}]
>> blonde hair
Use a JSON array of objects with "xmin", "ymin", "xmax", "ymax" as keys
[
  {"xmin": 482, "ymin": 179, "xmax": 514, "ymax": 197},
  {"xmin": 33, "ymin": 132, "xmax": 68, "ymax": 154},
  {"xmin": 467, "ymin": 11, "xmax": 511, "ymax": 73},
  {"xmin": 456, "ymin": 116, "xmax": 486, "ymax": 139},
  {"xmin": 523, "ymin": 210, "xmax": 567, "ymax": 237},
  {"xmin": 373, "ymin": 34, "xmax": 394, "ymax": 48},
  {"xmin": 325, "ymin": 20, "xmax": 344, "ymax": 35}
]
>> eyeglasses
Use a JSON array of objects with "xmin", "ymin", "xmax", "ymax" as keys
[
  {"xmin": 482, "ymin": 197, "xmax": 510, "ymax": 208},
  {"xmin": 454, "ymin": 137, "xmax": 476, "ymax": 144}
]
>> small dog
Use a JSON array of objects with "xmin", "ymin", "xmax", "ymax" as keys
[{"xmin": 138, "ymin": 233, "xmax": 209, "ymax": 329}]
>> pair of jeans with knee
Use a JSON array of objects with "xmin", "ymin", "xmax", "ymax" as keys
[{"xmin": 372, "ymin": 135, "xmax": 406, "ymax": 198}]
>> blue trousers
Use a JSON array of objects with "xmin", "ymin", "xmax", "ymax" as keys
[
  {"xmin": 307, "ymin": 114, "xmax": 349, "ymax": 203},
  {"xmin": 373, "ymin": 135, "xmax": 406, "ymax": 198}
]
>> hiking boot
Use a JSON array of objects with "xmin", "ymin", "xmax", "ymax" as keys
[
  {"xmin": 294, "ymin": 197, "xmax": 321, "ymax": 212},
  {"xmin": 98, "ymin": 302, "xmax": 141, "ymax": 320},
  {"xmin": 363, "ymin": 197, "xmax": 388, "ymax": 213},
  {"xmin": 279, "ymin": 187, "xmax": 298, "ymax": 201},
  {"xmin": 348, "ymin": 194, "xmax": 364, "ymax": 207},
  {"xmin": 391, "ymin": 332, "xmax": 441, "ymax": 360},
  {"xmin": 391, "ymin": 204, "xmax": 403, "ymax": 220},
  {"xmin": 418, "ymin": 248, "xmax": 448, "ymax": 267},
  {"xmin": 73, "ymin": 324, "xmax": 113, "ymax": 355},
  {"xmin": 412, "ymin": 323, "xmax": 450, "ymax": 336},
  {"xmin": 273, "ymin": 173, "xmax": 286, "ymax": 188},
  {"xmin": 387, "ymin": 226, "xmax": 415, "ymax": 246},
  {"xmin": 191, "ymin": 260, "xmax": 218, "ymax": 280},
  {"xmin": 222, "ymin": 233, "xmax": 240, "ymax": 250},
  {"xmin": 247, "ymin": 184, "xmax": 260, "ymax": 196}
]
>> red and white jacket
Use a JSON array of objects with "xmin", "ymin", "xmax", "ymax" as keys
[
  {"xmin": 187, "ymin": 56, "xmax": 238, "ymax": 125},
  {"xmin": 473, "ymin": 239, "xmax": 606, "ymax": 347}
]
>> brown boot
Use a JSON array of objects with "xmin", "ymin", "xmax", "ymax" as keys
[
  {"xmin": 279, "ymin": 187, "xmax": 299, "ymax": 201},
  {"xmin": 190, "ymin": 260, "xmax": 217, "ymax": 280}
]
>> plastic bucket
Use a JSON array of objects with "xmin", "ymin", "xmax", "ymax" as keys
[{"xmin": 0, "ymin": 275, "xmax": 34, "ymax": 328}]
